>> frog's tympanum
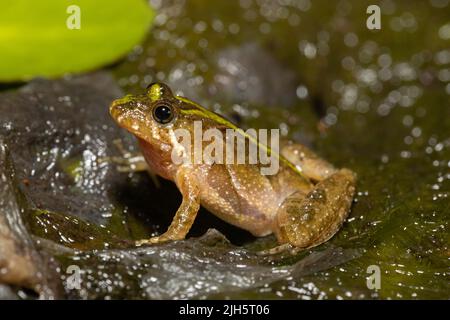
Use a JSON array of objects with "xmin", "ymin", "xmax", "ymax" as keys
[{"xmin": 110, "ymin": 83, "xmax": 356, "ymax": 253}]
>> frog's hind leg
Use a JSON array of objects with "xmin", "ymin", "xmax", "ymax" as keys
[
  {"xmin": 274, "ymin": 168, "xmax": 356, "ymax": 250},
  {"xmin": 281, "ymin": 142, "xmax": 337, "ymax": 181}
]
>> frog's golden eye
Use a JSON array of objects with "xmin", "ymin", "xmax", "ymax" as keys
[{"xmin": 152, "ymin": 103, "xmax": 174, "ymax": 124}]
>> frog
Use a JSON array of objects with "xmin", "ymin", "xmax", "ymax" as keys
[{"xmin": 109, "ymin": 83, "xmax": 356, "ymax": 254}]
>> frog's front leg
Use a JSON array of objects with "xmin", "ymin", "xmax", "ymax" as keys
[
  {"xmin": 99, "ymin": 139, "xmax": 149, "ymax": 172},
  {"xmin": 274, "ymin": 168, "xmax": 356, "ymax": 250},
  {"xmin": 135, "ymin": 166, "xmax": 200, "ymax": 246},
  {"xmin": 100, "ymin": 139, "xmax": 160, "ymax": 187}
]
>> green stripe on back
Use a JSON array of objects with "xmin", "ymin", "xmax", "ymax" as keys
[{"xmin": 176, "ymin": 96, "xmax": 309, "ymax": 181}]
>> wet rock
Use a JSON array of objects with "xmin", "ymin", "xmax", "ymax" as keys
[
  {"xmin": 0, "ymin": 73, "xmax": 126, "ymax": 227},
  {"xmin": 55, "ymin": 229, "xmax": 359, "ymax": 299},
  {"xmin": 0, "ymin": 72, "xmax": 138, "ymax": 297},
  {"xmin": 0, "ymin": 141, "xmax": 61, "ymax": 298}
]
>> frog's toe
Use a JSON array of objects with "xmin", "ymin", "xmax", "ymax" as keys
[
  {"xmin": 135, "ymin": 239, "xmax": 151, "ymax": 247},
  {"xmin": 135, "ymin": 237, "xmax": 160, "ymax": 246}
]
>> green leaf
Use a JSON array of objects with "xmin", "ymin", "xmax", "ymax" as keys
[{"xmin": 0, "ymin": 0, "xmax": 154, "ymax": 81}]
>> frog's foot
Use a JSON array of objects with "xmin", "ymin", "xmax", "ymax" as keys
[
  {"xmin": 274, "ymin": 168, "xmax": 356, "ymax": 249},
  {"xmin": 134, "ymin": 231, "xmax": 187, "ymax": 247},
  {"xmin": 256, "ymin": 243, "xmax": 294, "ymax": 256},
  {"xmin": 135, "ymin": 236, "xmax": 170, "ymax": 247}
]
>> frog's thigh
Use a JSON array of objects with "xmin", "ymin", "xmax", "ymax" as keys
[
  {"xmin": 280, "ymin": 142, "xmax": 336, "ymax": 181},
  {"xmin": 274, "ymin": 168, "xmax": 356, "ymax": 249}
]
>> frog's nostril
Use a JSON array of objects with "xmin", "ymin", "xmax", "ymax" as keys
[{"xmin": 110, "ymin": 101, "xmax": 119, "ymax": 113}]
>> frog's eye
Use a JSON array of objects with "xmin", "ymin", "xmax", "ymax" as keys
[{"xmin": 152, "ymin": 104, "xmax": 174, "ymax": 124}]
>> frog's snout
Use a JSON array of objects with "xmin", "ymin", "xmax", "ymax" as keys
[
  {"xmin": 109, "ymin": 97, "xmax": 150, "ymax": 141},
  {"xmin": 109, "ymin": 100, "xmax": 126, "ymax": 124},
  {"xmin": 110, "ymin": 98, "xmax": 139, "ymax": 130}
]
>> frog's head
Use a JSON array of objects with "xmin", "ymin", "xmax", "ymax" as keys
[
  {"xmin": 110, "ymin": 82, "xmax": 228, "ymax": 165},
  {"xmin": 110, "ymin": 83, "xmax": 185, "ymax": 152}
]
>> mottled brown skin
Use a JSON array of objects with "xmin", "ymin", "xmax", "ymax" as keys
[{"xmin": 110, "ymin": 83, "xmax": 356, "ymax": 253}]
